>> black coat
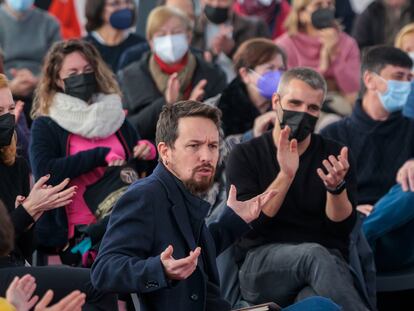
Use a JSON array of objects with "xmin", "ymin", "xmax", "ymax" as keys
[
  {"xmin": 29, "ymin": 116, "xmax": 139, "ymax": 247},
  {"xmin": 118, "ymin": 52, "xmax": 227, "ymax": 141},
  {"xmin": 217, "ymin": 76, "xmax": 261, "ymax": 136},
  {"xmin": 91, "ymin": 163, "xmax": 249, "ymax": 311}
]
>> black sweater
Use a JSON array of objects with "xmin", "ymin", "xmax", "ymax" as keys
[
  {"xmin": 0, "ymin": 157, "xmax": 34, "ymax": 265},
  {"xmin": 217, "ymin": 76, "xmax": 261, "ymax": 137},
  {"xmin": 321, "ymin": 100, "xmax": 414, "ymax": 205},
  {"xmin": 226, "ymin": 131, "xmax": 357, "ymax": 261}
]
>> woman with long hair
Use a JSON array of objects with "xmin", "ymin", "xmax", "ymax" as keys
[
  {"xmin": 275, "ymin": 0, "xmax": 360, "ymax": 116},
  {"xmin": 30, "ymin": 39, "xmax": 154, "ymax": 260}
]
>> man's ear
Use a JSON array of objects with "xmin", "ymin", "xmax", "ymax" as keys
[
  {"xmin": 272, "ymin": 92, "xmax": 280, "ymax": 111},
  {"xmin": 157, "ymin": 142, "xmax": 169, "ymax": 165},
  {"xmin": 363, "ymin": 71, "xmax": 376, "ymax": 92}
]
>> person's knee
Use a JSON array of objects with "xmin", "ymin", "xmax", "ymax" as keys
[
  {"xmin": 284, "ymin": 296, "xmax": 342, "ymax": 311},
  {"xmin": 302, "ymin": 243, "xmax": 331, "ymax": 261}
]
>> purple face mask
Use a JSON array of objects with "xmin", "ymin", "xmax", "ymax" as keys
[{"xmin": 255, "ymin": 70, "xmax": 283, "ymax": 100}]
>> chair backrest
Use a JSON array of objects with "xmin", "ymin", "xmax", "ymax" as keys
[
  {"xmin": 131, "ymin": 293, "xmax": 141, "ymax": 311},
  {"xmin": 376, "ymin": 266, "xmax": 414, "ymax": 292}
]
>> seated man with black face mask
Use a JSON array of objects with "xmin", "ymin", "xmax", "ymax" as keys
[{"xmin": 226, "ymin": 68, "xmax": 370, "ymax": 311}]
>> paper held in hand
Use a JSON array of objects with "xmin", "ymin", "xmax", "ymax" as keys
[{"xmin": 232, "ymin": 302, "xmax": 282, "ymax": 311}]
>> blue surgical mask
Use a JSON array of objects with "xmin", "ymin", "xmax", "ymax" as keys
[
  {"xmin": 6, "ymin": 0, "xmax": 34, "ymax": 12},
  {"xmin": 403, "ymin": 80, "xmax": 414, "ymax": 119},
  {"xmin": 376, "ymin": 75, "xmax": 411, "ymax": 112}
]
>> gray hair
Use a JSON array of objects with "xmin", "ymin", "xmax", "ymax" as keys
[{"xmin": 277, "ymin": 67, "xmax": 327, "ymax": 100}]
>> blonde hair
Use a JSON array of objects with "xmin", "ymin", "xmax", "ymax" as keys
[
  {"xmin": 395, "ymin": 23, "xmax": 414, "ymax": 49},
  {"xmin": 0, "ymin": 73, "xmax": 8, "ymax": 89},
  {"xmin": 146, "ymin": 5, "xmax": 193, "ymax": 41},
  {"xmin": 284, "ymin": 0, "xmax": 337, "ymax": 35},
  {"xmin": 0, "ymin": 74, "xmax": 16, "ymax": 166},
  {"xmin": 32, "ymin": 39, "xmax": 121, "ymax": 118}
]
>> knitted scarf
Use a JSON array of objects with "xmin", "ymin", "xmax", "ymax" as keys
[{"xmin": 49, "ymin": 92, "xmax": 125, "ymax": 139}]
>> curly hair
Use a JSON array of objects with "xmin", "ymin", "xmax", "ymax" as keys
[{"xmin": 32, "ymin": 39, "xmax": 121, "ymax": 118}]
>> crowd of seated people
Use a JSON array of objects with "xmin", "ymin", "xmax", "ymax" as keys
[{"xmin": 0, "ymin": 0, "xmax": 414, "ymax": 310}]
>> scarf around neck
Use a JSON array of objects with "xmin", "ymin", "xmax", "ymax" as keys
[
  {"xmin": 49, "ymin": 92, "xmax": 125, "ymax": 139},
  {"xmin": 149, "ymin": 52, "xmax": 197, "ymax": 101}
]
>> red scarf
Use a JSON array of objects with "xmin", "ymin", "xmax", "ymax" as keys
[
  {"xmin": 153, "ymin": 53, "xmax": 193, "ymax": 99},
  {"xmin": 154, "ymin": 53, "xmax": 189, "ymax": 74}
]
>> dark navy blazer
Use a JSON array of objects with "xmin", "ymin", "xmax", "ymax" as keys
[{"xmin": 91, "ymin": 163, "xmax": 249, "ymax": 311}]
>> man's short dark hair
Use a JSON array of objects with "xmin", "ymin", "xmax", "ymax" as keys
[
  {"xmin": 0, "ymin": 200, "xmax": 14, "ymax": 257},
  {"xmin": 155, "ymin": 100, "xmax": 222, "ymax": 148},
  {"xmin": 360, "ymin": 45, "xmax": 413, "ymax": 95}
]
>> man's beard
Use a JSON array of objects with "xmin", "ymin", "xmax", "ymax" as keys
[{"xmin": 182, "ymin": 164, "xmax": 216, "ymax": 196}]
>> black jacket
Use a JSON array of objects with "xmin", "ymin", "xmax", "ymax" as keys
[
  {"xmin": 217, "ymin": 76, "xmax": 262, "ymax": 136},
  {"xmin": 91, "ymin": 163, "xmax": 249, "ymax": 311},
  {"xmin": 29, "ymin": 116, "xmax": 139, "ymax": 247},
  {"xmin": 0, "ymin": 157, "xmax": 34, "ymax": 266},
  {"xmin": 118, "ymin": 52, "xmax": 227, "ymax": 141}
]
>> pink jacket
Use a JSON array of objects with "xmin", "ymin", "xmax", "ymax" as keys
[{"xmin": 275, "ymin": 31, "xmax": 361, "ymax": 94}]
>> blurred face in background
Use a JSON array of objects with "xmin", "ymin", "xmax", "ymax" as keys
[
  {"xmin": 165, "ymin": 0, "xmax": 195, "ymax": 24},
  {"xmin": 385, "ymin": 0, "xmax": 407, "ymax": 9}
]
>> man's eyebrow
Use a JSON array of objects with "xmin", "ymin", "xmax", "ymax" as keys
[{"xmin": 287, "ymin": 99, "xmax": 304, "ymax": 104}]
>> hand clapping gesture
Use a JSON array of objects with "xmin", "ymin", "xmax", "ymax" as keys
[
  {"xmin": 317, "ymin": 147, "xmax": 349, "ymax": 192},
  {"xmin": 276, "ymin": 126, "xmax": 299, "ymax": 179},
  {"xmin": 6, "ymin": 274, "xmax": 85, "ymax": 311},
  {"xmin": 227, "ymin": 185, "xmax": 277, "ymax": 224}
]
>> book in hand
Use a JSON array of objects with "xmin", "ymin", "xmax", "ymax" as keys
[{"xmin": 232, "ymin": 302, "xmax": 282, "ymax": 311}]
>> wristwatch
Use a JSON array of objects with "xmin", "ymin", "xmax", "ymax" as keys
[{"xmin": 326, "ymin": 180, "xmax": 346, "ymax": 195}]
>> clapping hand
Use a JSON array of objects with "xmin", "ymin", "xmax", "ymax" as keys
[
  {"xmin": 317, "ymin": 147, "xmax": 349, "ymax": 191},
  {"xmin": 276, "ymin": 126, "xmax": 299, "ymax": 179},
  {"xmin": 34, "ymin": 290, "xmax": 85, "ymax": 311},
  {"xmin": 22, "ymin": 175, "xmax": 76, "ymax": 221},
  {"xmin": 227, "ymin": 185, "xmax": 277, "ymax": 223},
  {"xmin": 6, "ymin": 275, "xmax": 38, "ymax": 311}
]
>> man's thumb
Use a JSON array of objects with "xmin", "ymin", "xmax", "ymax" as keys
[
  {"xmin": 227, "ymin": 185, "xmax": 237, "ymax": 203},
  {"xmin": 161, "ymin": 245, "xmax": 173, "ymax": 260}
]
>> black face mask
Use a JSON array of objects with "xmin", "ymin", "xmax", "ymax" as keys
[
  {"xmin": 0, "ymin": 113, "xmax": 15, "ymax": 147},
  {"xmin": 280, "ymin": 109, "xmax": 318, "ymax": 142},
  {"xmin": 311, "ymin": 8, "xmax": 335, "ymax": 29},
  {"xmin": 63, "ymin": 72, "xmax": 98, "ymax": 102},
  {"xmin": 204, "ymin": 5, "xmax": 229, "ymax": 24}
]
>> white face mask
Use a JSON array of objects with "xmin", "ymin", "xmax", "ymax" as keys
[{"xmin": 153, "ymin": 33, "xmax": 189, "ymax": 64}]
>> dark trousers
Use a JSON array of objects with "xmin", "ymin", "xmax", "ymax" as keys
[
  {"xmin": 0, "ymin": 266, "xmax": 118, "ymax": 311},
  {"xmin": 239, "ymin": 243, "xmax": 369, "ymax": 311}
]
